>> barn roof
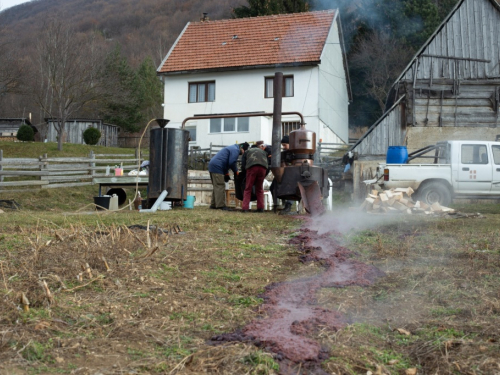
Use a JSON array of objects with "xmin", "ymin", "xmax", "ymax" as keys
[{"xmin": 158, "ymin": 10, "xmax": 337, "ymax": 74}]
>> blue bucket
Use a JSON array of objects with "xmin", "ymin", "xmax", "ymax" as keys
[
  {"xmin": 386, "ymin": 146, "xmax": 408, "ymax": 164},
  {"xmin": 183, "ymin": 195, "xmax": 196, "ymax": 209}
]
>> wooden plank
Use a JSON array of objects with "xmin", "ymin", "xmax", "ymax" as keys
[
  {"xmin": 42, "ymin": 182, "xmax": 92, "ymax": 189},
  {"xmin": 43, "ymin": 175, "xmax": 92, "ymax": 181},
  {"xmin": 0, "ymin": 171, "xmax": 50, "ymax": 176},
  {"xmin": 0, "ymin": 180, "xmax": 49, "ymax": 187}
]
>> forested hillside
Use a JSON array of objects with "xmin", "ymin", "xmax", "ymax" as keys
[{"xmin": 0, "ymin": 0, "xmax": 459, "ymax": 135}]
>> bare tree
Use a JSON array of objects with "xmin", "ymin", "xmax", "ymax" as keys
[
  {"xmin": 0, "ymin": 28, "xmax": 24, "ymax": 105},
  {"xmin": 33, "ymin": 19, "xmax": 108, "ymax": 150},
  {"xmin": 349, "ymin": 31, "xmax": 415, "ymax": 111}
]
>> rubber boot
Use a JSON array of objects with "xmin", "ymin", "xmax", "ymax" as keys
[{"xmin": 282, "ymin": 201, "xmax": 292, "ymax": 213}]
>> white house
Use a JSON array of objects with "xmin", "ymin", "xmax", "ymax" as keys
[{"xmin": 157, "ymin": 10, "xmax": 351, "ymax": 149}]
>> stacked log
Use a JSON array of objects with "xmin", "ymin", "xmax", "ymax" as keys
[{"xmin": 360, "ymin": 187, "xmax": 455, "ymax": 215}]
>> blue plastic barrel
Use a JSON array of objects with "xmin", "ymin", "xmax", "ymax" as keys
[
  {"xmin": 386, "ymin": 146, "xmax": 408, "ymax": 164},
  {"xmin": 183, "ymin": 195, "xmax": 196, "ymax": 209}
]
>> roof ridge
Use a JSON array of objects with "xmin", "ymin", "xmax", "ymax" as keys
[{"xmin": 191, "ymin": 9, "xmax": 335, "ymax": 25}]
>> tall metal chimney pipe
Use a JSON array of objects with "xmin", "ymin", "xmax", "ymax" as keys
[{"xmin": 271, "ymin": 72, "xmax": 283, "ymax": 169}]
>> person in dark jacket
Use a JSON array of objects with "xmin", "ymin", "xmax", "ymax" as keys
[
  {"xmin": 270, "ymin": 136, "xmax": 294, "ymax": 213},
  {"xmin": 241, "ymin": 144, "xmax": 268, "ymax": 212},
  {"xmin": 208, "ymin": 142, "xmax": 249, "ymax": 210}
]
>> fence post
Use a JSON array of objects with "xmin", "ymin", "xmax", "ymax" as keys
[
  {"xmin": 0, "ymin": 150, "xmax": 3, "ymax": 188},
  {"xmin": 89, "ymin": 150, "xmax": 95, "ymax": 178},
  {"xmin": 40, "ymin": 153, "xmax": 48, "ymax": 184}
]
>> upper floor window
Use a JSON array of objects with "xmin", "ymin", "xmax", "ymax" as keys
[
  {"xmin": 210, "ymin": 117, "xmax": 249, "ymax": 133},
  {"xmin": 265, "ymin": 75, "xmax": 294, "ymax": 98},
  {"xmin": 189, "ymin": 81, "xmax": 215, "ymax": 103}
]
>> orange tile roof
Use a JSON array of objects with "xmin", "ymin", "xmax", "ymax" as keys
[{"xmin": 159, "ymin": 10, "xmax": 336, "ymax": 74}]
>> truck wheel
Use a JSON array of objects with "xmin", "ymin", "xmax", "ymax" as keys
[{"xmin": 417, "ymin": 182, "xmax": 452, "ymax": 206}]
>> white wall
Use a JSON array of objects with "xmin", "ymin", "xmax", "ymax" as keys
[
  {"xmin": 162, "ymin": 48, "xmax": 348, "ymax": 148},
  {"xmin": 318, "ymin": 17, "xmax": 350, "ymax": 143}
]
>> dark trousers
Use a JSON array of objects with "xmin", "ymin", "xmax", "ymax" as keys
[
  {"xmin": 210, "ymin": 172, "xmax": 226, "ymax": 208},
  {"xmin": 242, "ymin": 166, "xmax": 267, "ymax": 210}
]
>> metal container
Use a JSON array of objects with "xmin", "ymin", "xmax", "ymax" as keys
[
  {"xmin": 148, "ymin": 127, "xmax": 189, "ymax": 203},
  {"xmin": 289, "ymin": 125, "xmax": 316, "ymax": 155},
  {"xmin": 288, "ymin": 125, "xmax": 316, "ymax": 166}
]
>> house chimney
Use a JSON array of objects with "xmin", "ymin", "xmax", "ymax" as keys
[{"xmin": 200, "ymin": 13, "xmax": 209, "ymax": 22}]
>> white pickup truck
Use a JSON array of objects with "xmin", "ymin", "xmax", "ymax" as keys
[{"xmin": 376, "ymin": 140, "xmax": 500, "ymax": 206}]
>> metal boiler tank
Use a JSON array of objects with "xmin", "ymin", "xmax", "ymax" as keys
[{"xmin": 148, "ymin": 119, "xmax": 189, "ymax": 207}]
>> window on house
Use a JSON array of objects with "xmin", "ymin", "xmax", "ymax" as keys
[
  {"xmin": 210, "ymin": 117, "xmax": 250, "ymax": 133},
  {"xmin": 185, "ymin": 126, "xmax": 197, "ymax": 142},
  {"xmin": 265, "ymin": 75, "xmax": 294, "ymax": 98},
  {"xmin": 188, "ymin": 81, "xmax": 215, "ymax": 103}
]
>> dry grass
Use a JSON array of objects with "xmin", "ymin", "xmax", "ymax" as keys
[
  {"xmin": 0, "ymin": 207, "xmax": 300, "ymax": 374},
  {"xmin": 1, "ymin": 180, "xmax": 500, "ymax": 374},
  {"xmin": 317, "ymin": 213, "xmax": 500, "ymax": 374}
]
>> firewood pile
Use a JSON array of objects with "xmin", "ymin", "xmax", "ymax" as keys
[{"xmin": 360, "ymin": 187, "xmax": 455, "ymax": 215}]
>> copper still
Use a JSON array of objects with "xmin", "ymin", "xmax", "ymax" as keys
[{"xmin": 270, "ymin": 73, "xmax": 329, "ymax": 215}]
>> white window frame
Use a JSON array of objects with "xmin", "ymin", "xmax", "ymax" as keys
[{"xmin": 209, "ymin": 117, "xmax": 250, "ymax": 134}]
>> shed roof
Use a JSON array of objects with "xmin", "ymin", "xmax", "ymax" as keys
[{"xmin": 158, "ymin": 10, "xmax": 337, "ymax": 74}]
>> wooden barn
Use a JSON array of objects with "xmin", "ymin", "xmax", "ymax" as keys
[
  {"xmin": 351, "ymin": 0, "xmax": 500, "ymax": 158},
  {"xmin": 45, "ymin": 118, "xmax": 119, "ymax": 147},
  {"xmin": 0, "ymin": 118, "xmax": 37, "ymax": 140}
]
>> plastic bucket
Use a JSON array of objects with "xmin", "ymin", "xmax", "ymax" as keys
[
  {"xmin": 386, "ymin": 146, "xmax": 408, "ymax": 164},
  {"xmin": 183, "ymin": 195, "xmax": 196, "ymax": 209},
  {"xmin": 94, "ymin": 196, "xmax": 111, "ymax": 210}
]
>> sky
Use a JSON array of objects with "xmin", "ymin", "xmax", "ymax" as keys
[{"xmin": 0, "ymin": 0, "xmax": 31, "ymax": 11}]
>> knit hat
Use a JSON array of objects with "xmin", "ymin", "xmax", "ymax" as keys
[
  {"xmin": 239, "ymin": 142, "xmax": 250, "ymax": 151},
  {"xmin": 281, "ymin": 135, "xmax": 289, "ymax": 144}
]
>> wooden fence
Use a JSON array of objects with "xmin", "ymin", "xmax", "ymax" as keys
[
  {"xmin": 0, "ymin": 149, "xmax": 145, "ymax": 192},
  {"xmin": 0, "ymin": 141, "xmax": 352, "ymax": 193}
]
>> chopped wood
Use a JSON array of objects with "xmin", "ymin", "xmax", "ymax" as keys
[
  {"xmin": 379, "ymin": 193, "xmax": 388, "ymax": 202},
  {"xmin": 371, "ymin": 190, "xmax": 379, "ymax": 196},
  {"xmin": 431, "ymin": 202, "xmax": 442, "ymax": 212},
  {"xmin": 365, "ymin": 197, "xmax": 376, "ymax": 204}
]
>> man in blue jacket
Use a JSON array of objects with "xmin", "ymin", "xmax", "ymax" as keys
[{"xmin": 208, "ymin": 142, "xmax": 249, "ymax": 210}]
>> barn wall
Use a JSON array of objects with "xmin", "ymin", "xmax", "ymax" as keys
[
  {"xmin": 47, "ymin": 120, "xmax": 118, "ymax": 147},
  {"xmin": 407, "ymin": 126, "xmax": 500, "ymax": 153},
  {"xmin": 407, "ymin": 80, "xmax": 500, "ymax": 128},
  {"xmin": 351, "ymin": 99, "xmax": 407, "ymax": 156},
  {"xmin": 400, "ymin": 0, "xmax": 500, "ymax": 82}
]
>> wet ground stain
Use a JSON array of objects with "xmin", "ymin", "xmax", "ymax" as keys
[{"xmin": 211, "ymin": 219, "xmax": 385, "ymax": 374}]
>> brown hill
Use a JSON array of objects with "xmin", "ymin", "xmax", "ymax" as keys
[{"xmin": 0, "ymin": 0, "xmax": 246, "ymax": 68}]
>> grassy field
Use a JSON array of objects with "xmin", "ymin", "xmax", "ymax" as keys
[{"xmin": 0, "ymin": 142, "xmax": 499, "ymax": 374}]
